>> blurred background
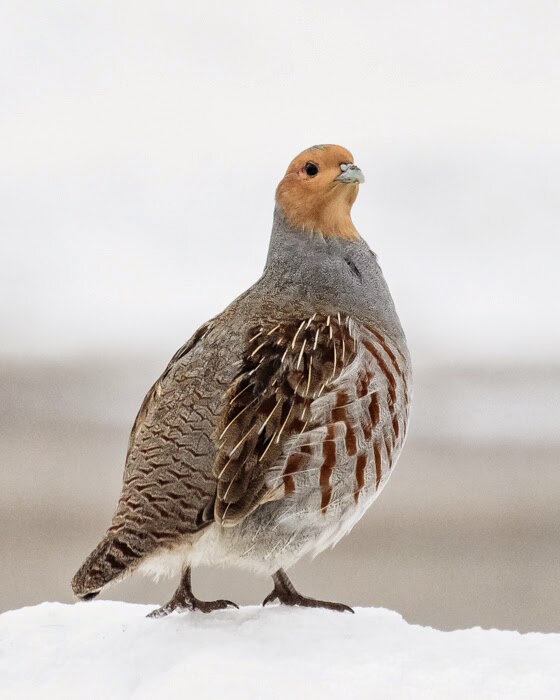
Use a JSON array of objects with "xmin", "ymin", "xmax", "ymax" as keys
[{"xmin": 1, "ymin": 1, "xmax": 559, "ymax": 632}]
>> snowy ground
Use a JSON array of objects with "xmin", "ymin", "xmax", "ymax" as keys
[{"xmin": 1, "ymin": 602, "xmax": 559, "ymax": 699}]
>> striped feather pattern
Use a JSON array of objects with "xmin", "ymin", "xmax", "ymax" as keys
[
  {"xmin": 214, "ymin": 315, "xmax": 356, "ymax": 526},
  {"xmin": 268, "ymin": 319, "xmax": 410, "ymax": 533},
  {"xmin": 214, "ymin": 314, "xmax": 410, "ymax": 536}
]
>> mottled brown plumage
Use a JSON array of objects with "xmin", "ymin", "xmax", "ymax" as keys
[
  {"xmin": 215, "ymin": 315, "xmax": 357, "ymax": 526},
  {"xmin": 72, "ymin": 144, "xmax": 411, "ymax": 615}
]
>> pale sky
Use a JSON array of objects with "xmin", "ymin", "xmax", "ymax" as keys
[{"xmin": 1, "ymin": 1, "xmax": 559, "ymax": 366}]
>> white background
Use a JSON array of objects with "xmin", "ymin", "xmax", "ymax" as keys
[{"xmin": 2, "ymin": 1, "xmax": 559, "ymax": 366}]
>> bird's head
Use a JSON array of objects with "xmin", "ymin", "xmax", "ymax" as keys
[{"xmin": 275, "ymin": 144, "xmax": 364, "ymax": 240}]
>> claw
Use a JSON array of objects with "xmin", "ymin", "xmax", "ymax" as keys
[
  {"xmin": 262, "ymin": 592, "xmax": 354, "ymax": 614},
  {"xmin": 262, "ymin": 591, "xmax": 278, "ymax": 607},
  {"xmin": 147, "ymin": 603, "xmax": 178, "ymax": 619},
  {"xmin": 262, "ymin": 568, "xmax": 354, "ymax": 614},
  {"xmin": 147, "ymin": 597, "xmax": 238, "ymax": 618}
]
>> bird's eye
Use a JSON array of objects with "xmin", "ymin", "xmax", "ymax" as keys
[{"xmin": 305, "ymin": 162, "xmax": 319, "ymax": 177}]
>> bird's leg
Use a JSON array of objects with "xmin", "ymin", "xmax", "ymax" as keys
[
  {"xmin": 262, "ymin": 568, "xmax": 353, "ymax": 613},
  {"xmin": 147, "ymin": 566, "xmax": 238, "ymax": 618}
]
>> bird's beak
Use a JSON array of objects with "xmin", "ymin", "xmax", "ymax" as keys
[{"xmin": 336, "ymin": 164, "xmax": 365, "ymax": 184}]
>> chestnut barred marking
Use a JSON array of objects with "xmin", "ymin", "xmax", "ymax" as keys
[
  {"xmin": 355, "ymin": 452, "xmax": 367, "ymax": 503},
  {"xmin": 357, "ymin": 372, "xmax": 369, "ymax": 398},
  {"xmin": 365, "ymin": 324, "xmax": 408, "ymax": 366},
  {"xmin": 368, "ymin": 392, "xmax": 380, "ymax": 425},
  {"xmin": 320, "ymin": 424, "xmax": 337, "ymax": 512},
  {"xmin": 334, "ymin": 387, "xmax": 349, "ymax": 406},
  {"xmin": 368, "ymin": 328, "xmax": 404, "ymax": 379},
  {"xmin": 213, "ymin": 318, "xmax": 409, "ymax": 524},
  {"xmin": 363, "ymin": 339, "xmax": 397, "ymax": 408},
  {"xmin": 331, "ymin": 390, "xmax": 349, "ymax": 422},
  {"xmin": 283, "ymin": 452, "xmax": 307, "ymax": 494},
  {"xmin": 373, "ymin": 440, "xmax": 382, "ymax": 488},
  {"xmin": 214, "ymin": 314, "xmax": 357, "ymax": 525},
  {"xmin": 365, "ymin": 327, "xmax": 410, "ymax": 421}
]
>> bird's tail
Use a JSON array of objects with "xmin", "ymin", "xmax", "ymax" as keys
[{"xmin": 71, "ymin": 533, "xmax": 141, "ymax": 600}]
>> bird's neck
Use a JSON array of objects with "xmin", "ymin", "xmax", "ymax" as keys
[
  {"xmin": 249, "ymin": 207, "xmax": 406, "ymax": 346},
  {"xmin": 266, "ymin": 206, "xmax": 360, "ymax": 268},
  {"xmin": 267, "ymin": 207, "xmax": 342, "ymax": 269},
  {"xmin": 262, "ymin": 208, "xmax": 375, "ymax": 312}
]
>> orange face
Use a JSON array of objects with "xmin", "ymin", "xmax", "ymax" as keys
[{"xmin": 275, "ymin": 145, "xmax": 364, "ymax": 240}]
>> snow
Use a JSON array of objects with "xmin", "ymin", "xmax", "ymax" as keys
[{"xmin": 1, "ymin": 602, "xmax": 559, "ymax": 700}]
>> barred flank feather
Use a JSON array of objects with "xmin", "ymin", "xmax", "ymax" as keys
[{"xmin": 214, "ymin": 315, "xmax": 356, "ymax": 526}]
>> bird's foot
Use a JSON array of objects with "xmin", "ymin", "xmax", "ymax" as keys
[
  {"xmin": 147, "ymin": 566, "xmax": 239, "ymax": 618},
  {"xmin": 263, "ymin": 568, "xmax": 353, "ymax": 613},
  {"xmin": 262, "ymin": 589, "xmax": 353, "ymax": 613},
  {"xmin": 147, "ymin": 596, "xmax": 238, "ymax": 618}
]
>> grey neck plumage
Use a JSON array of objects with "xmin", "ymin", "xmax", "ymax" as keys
[{"xmin": 248, "ymin": 206, "xmax": 406, "ymax": 345}]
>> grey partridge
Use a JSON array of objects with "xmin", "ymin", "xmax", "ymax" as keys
[{"xmin": 72, "ymin": 144, "xmax": 412, "ymax": 615}]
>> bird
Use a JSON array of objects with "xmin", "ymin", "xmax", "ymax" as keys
[{"xmin": 71, "ymin": 144, "xmax": 411, "ymax": 616}]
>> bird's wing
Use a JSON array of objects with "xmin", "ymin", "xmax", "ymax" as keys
[
  {"xmin": 213, "ymin": 314, "xmax": 358, "ymax": 526},
  {"xmin": 112, "ymin": 317, "xmax": 233, "ymax": 541},
  {"xmin": 125, "ymin": 319, "xmax": 215, "ymax": 466}
]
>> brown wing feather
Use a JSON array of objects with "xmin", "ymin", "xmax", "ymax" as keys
[
  {"xmin": 126, "ymin": 319, "xmax": 215, "ymax": 460},
  {"xmin": 214, "ymin": 315, "xmax": 356, "ymax": 526}
]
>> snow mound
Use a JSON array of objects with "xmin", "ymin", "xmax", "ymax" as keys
[{"xmin": 1, "ymin": 601, "xmax": 559, "ymax": 699}]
